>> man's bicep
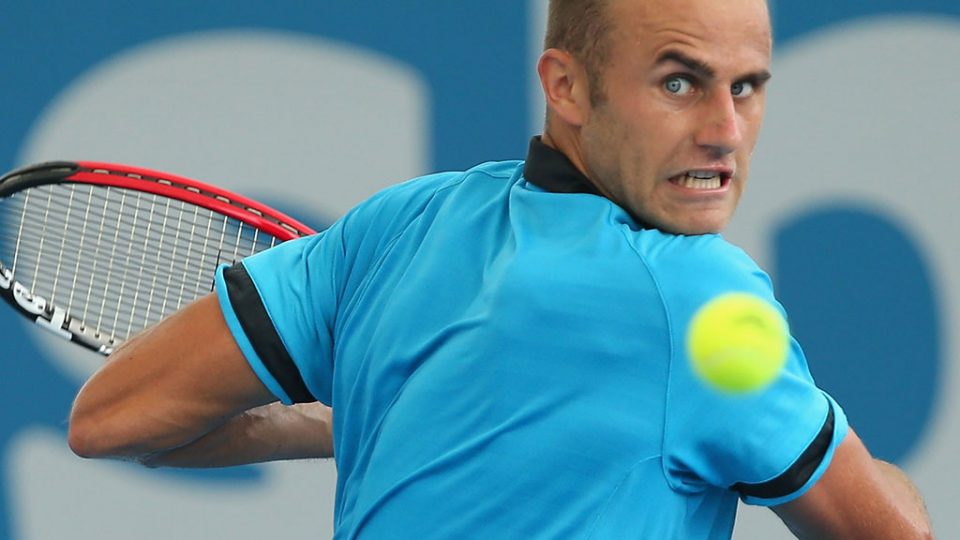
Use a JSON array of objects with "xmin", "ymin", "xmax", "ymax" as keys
[
  {"xmin": 771, "ymin": 428, "xmax": 930, "ymax": 539},
  {"xmin": 139, "ymin": 291, "xmax": 279, "ymax": 413},
  {"xmin": 69, "ymin": 293, "xmax": 277, "ymax": 459}
]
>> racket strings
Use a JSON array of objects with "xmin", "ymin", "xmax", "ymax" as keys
[{"xmin": 0, "ymin": 183, "xmax": 281, "ymax": 344}]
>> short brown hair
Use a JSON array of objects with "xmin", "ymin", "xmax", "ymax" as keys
[{"xmin": 544, "ymin": 0, "xmax": 613, "ymax": 105}]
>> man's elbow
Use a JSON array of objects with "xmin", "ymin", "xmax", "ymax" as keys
[
  {"xmin": 67, "ymin": 407, "xmax": 117, "ymax": 459},
  {"xmin": 68, "ymin": 422, "xmax": 168, "ymax": 468},
  {"xmin": 68, "ymin": 416, "xmax": 104, "ymax": 458},
  {"xmin": 67, "ymin": 404, "xmax": 143, "ymax": 460}
]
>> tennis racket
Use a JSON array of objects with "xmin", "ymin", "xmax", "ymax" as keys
[{"xmin": 0, "ymin": 160, "xmax": 315, "ymax": 355}]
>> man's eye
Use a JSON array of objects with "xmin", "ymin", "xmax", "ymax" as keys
[
  {"xmin": 664, "ymin": 76, "xmax": 693, "ymax": 96},
  {"xmin": 732, "ymin": 81, "xmax": 755, "ymax": 98}
]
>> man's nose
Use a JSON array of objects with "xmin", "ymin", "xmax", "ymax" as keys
[{"xmin": 694, "ymin": 92, "xmax": 743, "ymax": 157}]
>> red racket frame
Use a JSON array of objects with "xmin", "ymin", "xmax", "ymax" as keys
[{"xmin": 62, "ymin": 161, "xmax": 317, "ymax": 239}]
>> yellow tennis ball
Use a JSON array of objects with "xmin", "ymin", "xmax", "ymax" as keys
[{"xmin": 686, "ymin": 293, "xmax": 789, "ymax": 394}]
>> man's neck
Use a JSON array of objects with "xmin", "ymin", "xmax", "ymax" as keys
[{"xmin": 541, "ymin": 125, "xmax": 614, "ymax": 202}]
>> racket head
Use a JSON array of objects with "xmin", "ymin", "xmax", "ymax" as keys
[{"xmin": 0, "ymin": 160, "xmax": 316, "ymax": 355}]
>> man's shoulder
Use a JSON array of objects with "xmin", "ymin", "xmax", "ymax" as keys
[
  {"xmin": 631, "ymin": 231, "xmax": 756, "ymax": 270},
  {"xmin": 341, "ymin": 159, "xmax": 523, "ymax": 236},
  {"xmin": 401, "ymin": 159, "xmax": 523, "ymax": 196},
  {"xmin": 627, "ymin": 231, "xmax": 773, "ymax": 307},
  {"xmin": 367, "ymin": 159, "xmax": 522, "ymax": 206}
]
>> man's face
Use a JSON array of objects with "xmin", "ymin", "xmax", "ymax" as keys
[{"xmin": 579, "ymin": 0, "xmax": 772, "ymax": 234}]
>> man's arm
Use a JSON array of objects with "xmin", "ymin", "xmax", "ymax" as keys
[
  {"xmin": 68, "ymin": 293, "xmax": 328, "ymax": 464},
  {"xmin": 771, "ymin": 428, "xmax": 932, "ymax": 539},
  {"xmin": 140, "ymin": 402, "xmax": 333, "ymax": 468}
]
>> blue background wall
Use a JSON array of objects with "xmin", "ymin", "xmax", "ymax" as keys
[{"xmin": 1, "ymin": 1, "xmax": 957, "ymax": 538}]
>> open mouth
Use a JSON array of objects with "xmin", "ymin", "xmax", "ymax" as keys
[{"xmin": 668, "ymin": 170, "xmax": 731, "ymax": 190}]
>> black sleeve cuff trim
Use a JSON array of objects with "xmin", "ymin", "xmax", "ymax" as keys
[
  {"xmin": 223, "ymin": 263, "xmax": 316, "ymax": 403},
  {"xmin": 732, "ymin": 406, "xmax": 835, "ymax": 499}
]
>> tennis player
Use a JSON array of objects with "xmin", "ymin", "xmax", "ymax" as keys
[{"xmin": 68, "ymin": 0, "xmax": 932, "ymax": 537}]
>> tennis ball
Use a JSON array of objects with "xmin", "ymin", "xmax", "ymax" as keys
[{"xmin": 686, "ymin": 292, "xmax": 789, "ymax": 394}]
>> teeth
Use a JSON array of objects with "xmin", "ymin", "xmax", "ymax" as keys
[{"xmin": 675, "ymin": 173, "xmax": 722, "ymax": 190}]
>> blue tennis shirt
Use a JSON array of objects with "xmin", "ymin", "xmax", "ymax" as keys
[{"xmin": 215, "ymin": 138, "xmax": 847, "ymax": 539}]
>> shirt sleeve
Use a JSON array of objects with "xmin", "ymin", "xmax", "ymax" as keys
[
  {"xmin": 215, "ymin": 221, "xmax": 348, "ymax": 406},
  {"xmin": 213, "ymin": 172, "xmax": 464, "ymax": 406},
  {"xmin": 655, "ymin": 234, "xmax": 849, "ymax": 506}
]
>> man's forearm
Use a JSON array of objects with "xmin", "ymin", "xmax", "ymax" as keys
[
  {"xmin": 140, "ymin": 402, "xmax": 333, "ymax": 468},
  {"xmin": 873, "ymin": 459, "xmax": 932, "ymax": 535}
]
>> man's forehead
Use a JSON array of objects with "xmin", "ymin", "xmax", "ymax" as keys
[
  {"xmin": 608, "ymin": 0, "xmax": 772, "ymax": 64},
  {"xmin": 609, "ymin": 0, "xmax": 772, "ymax": 43}
]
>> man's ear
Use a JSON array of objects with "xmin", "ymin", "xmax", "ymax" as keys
[{"xmin": 537, "ymin": 48, "xmax": 593, "ymax": 127}]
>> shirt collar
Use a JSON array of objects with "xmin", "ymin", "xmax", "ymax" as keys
[
  {"xmin": 522, "ymin": 136, "xmax": 603, "ymax": 196},
  {"xmin": 521, "ymin": 136, "xmax": 653, "ymax": 229}
]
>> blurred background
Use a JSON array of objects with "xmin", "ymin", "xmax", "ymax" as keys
[{"xmin": 1, "ymin": 1, "xmax": 957, "ymax": 538}]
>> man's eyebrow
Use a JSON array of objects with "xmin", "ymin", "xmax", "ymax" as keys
[
  {"xmin": 656, "ymin": 50, "xmax": 716, "ymax": 79},
  {"xmin": 655, "ymin": 50, "xmax": 773, "ymax": 84}
]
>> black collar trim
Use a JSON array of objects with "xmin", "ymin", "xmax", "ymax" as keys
[{"xmin": 522, "ymin": 136, "xmax": 603, "ymax": 196}]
